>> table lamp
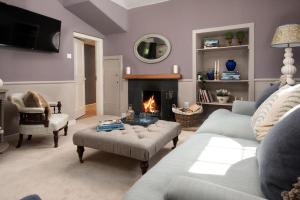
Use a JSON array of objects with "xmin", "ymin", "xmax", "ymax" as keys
[{"xmin": 272, "ymin": 24, "xmax": 300, "ymax": 85}]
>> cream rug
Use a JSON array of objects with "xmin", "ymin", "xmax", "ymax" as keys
[{"xmin": 0, "ymin": 117, "xmax": 195, "ymax": 200}]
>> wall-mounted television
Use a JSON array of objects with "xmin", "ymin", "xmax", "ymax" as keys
[{"xmin": 0, "ymin": 2, "xmax": 61, "ymax": 53}]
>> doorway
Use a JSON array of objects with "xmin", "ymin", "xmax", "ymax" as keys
[
  {"xmin": 84, "ymin": 41, "xmax": 96, "ymax": 118},
  {"xmin": 73, "ymin": 32, "xmax": 103, "ymax": 119}
]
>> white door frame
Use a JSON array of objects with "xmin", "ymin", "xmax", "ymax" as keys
[
  {"xmin": 73, "ymin": 32, "xmax": 104, "ymax": 116},
  {"xmin": 103, "ymin": 55, "xmax": 124, "ymax": 115}
]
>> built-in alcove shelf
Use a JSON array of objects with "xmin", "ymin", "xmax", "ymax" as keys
[
  {"xmin": 124, "ymin": 74, "xmax": 182, "ymax": 80},
  {"xmin": 198, "ymin": 80, "xmax": 249, "ymax": 83},
  {"xmin": 196, "ymin": 44, "xmax": 249, "ymax": 52},
  {"xmin": 193, "ymin": 23, "xmax": 254, "ymax": 122}
]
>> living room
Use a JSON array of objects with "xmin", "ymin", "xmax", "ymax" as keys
[{"xmin": 0, "ymin": 0, "xmax": 300, "ymax": 200}]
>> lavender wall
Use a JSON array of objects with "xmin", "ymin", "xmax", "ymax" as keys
[
  {"xmin": 0, "ymin": 0, "xmax": 103, "ymax": 82},
  {"xmin": 104, "ymin": 0, "xmax": 300, "ymax": 79}
]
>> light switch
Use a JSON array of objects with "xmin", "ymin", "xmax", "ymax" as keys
[{"xmin": 67, "ymin": 53, "xmax": 72, "ymax": 59}]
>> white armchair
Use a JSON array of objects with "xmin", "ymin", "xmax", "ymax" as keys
[{"xmin": 8, "ymin": 93, "xmax": 69, "ymax": 148}]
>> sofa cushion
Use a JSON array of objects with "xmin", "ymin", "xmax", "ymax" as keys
[
  {"xmin": 232, "ymin": 101, "xmax": 256, "ymax": 116},
  {"xmin": 252, "ymin": 84, "xmax": 300, "ymax": 141},
  {"xmin": 164, "ymin": 176, "xmax": 266, "ymax": 200},
  {"xmin": 255, "ymin": 83, "xmax": 279, "ymax": 109},
  {"xmin": 257, "ymin": 105, "xmax": 300, "ymax": 200},
  {"xmin": 123, "ymin": 133, "xmax": 262, "ymax": 200},
  {"xmin": 197, "ymin": 109, "xmax": 255, "ymax": 140}
]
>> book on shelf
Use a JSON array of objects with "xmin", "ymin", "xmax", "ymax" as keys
[
  {"xmin": 221, "ymin": 71, "xmax": 241, "ymax": 80},
  {"xmin": 198, "ymin": 89, "xmax": 214, "ymax": 103}
]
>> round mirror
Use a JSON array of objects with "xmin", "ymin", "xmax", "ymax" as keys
[{"xmin": 134, "ymin": 34, "xmax": 171, "ymax": 64}]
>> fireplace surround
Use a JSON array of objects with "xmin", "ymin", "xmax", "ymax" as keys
[{"xmin": 128, "ymin": 79, "xmax": 178, "ymax": 121}]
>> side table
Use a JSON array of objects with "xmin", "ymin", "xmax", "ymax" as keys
[{"xmin": 0, "ymin": 89, "xmax": 9, "ymax": 153}]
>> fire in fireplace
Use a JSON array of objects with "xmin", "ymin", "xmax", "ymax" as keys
[
  {"xmin": 142, "ymin": 90, "xmax": 161, "ymax": 115},
  {"xmin": 128, "ymin": 79, "xmax": 178, "ymax": 121}
]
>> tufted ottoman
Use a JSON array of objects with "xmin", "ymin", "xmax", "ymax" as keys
[{"xmin": 73, "ymin": 120, "xmax": 181, "ymax": 174}]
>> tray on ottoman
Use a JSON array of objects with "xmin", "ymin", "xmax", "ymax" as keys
[
  {"xmin": 73, "ymin": 120, "xmax": 181, "ymax": 174},
  {"xmin": 121, "ymin": 116, "xmax": 159, "ymax": 126}
]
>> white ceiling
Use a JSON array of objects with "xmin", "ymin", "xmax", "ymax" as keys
[{"xmin": 110, "ymin": 0, "xmax": 170, "ymax": 9}]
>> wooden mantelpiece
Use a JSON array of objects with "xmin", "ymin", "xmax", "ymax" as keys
[{"xmin": 124, "ymin": 73, "xmax": 182, "ymax": 80}]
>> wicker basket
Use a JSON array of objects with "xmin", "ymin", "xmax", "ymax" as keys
[{"xmin": 172, "ymin": 107, "xmax": 203, "ymax": 128}]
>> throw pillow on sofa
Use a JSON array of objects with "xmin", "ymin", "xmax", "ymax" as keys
[
  {"xmin": 257, "ymin": 105, "xmax": 300, "ymax": 200},
  {"xmin": 255, "ymin": 83, "xmax": 279, "ymax": 109},
  {"xmin": 251, "ymin": 84, "xmax": 300, "ymax": 141}
]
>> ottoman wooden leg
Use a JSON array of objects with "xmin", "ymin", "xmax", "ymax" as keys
[
  {"xmin": 140, "ymin": 161, "xmax": 149, "ymax": 175},
  {"xmin": 172, "ymin": 136, "xmax": 178, "ymax": 149},
  {"xmin": 27, "ymin": 135, "xmax": 32, "ymax": 141},
  {"xmin": 64, "ymin": 122, "xmax": 68, "ymax": 136},
  {"xmin": 77, "ymin": 146, "xmax": 84, "ymax": 163},
  {"xmin": 53, "ymin": 131, "xmax": 59, "ymax": 148},
  {"xmin": 16, "ymin": 134, "xmax": 23, "ymax": 148}
]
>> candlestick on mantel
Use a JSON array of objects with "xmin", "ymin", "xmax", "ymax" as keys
[
  {"xmin": 126, "ymin": 66, "xmax": 131, "ymax": 75},
  {"xmin": 173, "ymin": 65, "xmax": 179, "ymax": 74}
]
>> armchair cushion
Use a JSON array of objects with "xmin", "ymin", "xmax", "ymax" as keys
[
  {"xmin": 19, "ymin": 107, "xmax": 45, "ymax": 114},
  {"xmin": 19, "ymin": 113, "xmax": 68, "ymax": 135},
  {"xmin": 164, "ymin": 176, "xmax": 266, "ymax": 200}
]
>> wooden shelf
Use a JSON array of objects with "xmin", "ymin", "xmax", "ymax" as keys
[
  {"xmin": 123, "ymin": 73, "xmax": 182, "ymax": 80},
  {"xmin": 196, "ymin": 44, "xmax": 249, "ymax": 52},
  {"xmin": 198, "ymin": 80, "xmax": 249, "ymax": 83},
  {"xmin": 200, "ymin": 102, "xmax": 233, "ymax": 106}
]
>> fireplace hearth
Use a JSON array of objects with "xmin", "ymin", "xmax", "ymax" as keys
[{"xmin": 128, "ymin": 79, "xmax": 178, "ymax": 121}]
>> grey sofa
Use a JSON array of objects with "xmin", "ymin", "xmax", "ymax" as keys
[{"xmin": 123, "ymin": 101, "xmax": 267, "ymax": 200}]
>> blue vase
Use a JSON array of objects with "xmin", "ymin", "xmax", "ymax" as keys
[
  {"xmin": 207, "ymin": 71, "xmax": 214, "ymax": 80},
  {"xmin": 226, "ymin": 60, "xmax": 237, "ymax": 71}
]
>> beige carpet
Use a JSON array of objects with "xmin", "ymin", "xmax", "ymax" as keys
[{"xmin": 0, "ymin": 117, "xmax": 195, "ymax": 200}]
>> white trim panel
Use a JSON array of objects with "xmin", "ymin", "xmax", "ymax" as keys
[{"xmin": 4, "ymin": 80, "xmax": 76, "ymax": 85}]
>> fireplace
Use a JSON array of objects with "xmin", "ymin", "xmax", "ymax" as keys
[{"xmin": 128, "ymin": 79, "xmax": 178, "ymax": 121}]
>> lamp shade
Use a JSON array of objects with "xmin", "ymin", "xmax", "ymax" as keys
[{"xmin": 272, "ymin": 24, "xmax": 300, "ymax": 48}]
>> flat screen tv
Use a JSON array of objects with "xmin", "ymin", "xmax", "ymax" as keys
[{"xmin": 0, "ymin": 2, "xmax": 61, "ymax": 52}]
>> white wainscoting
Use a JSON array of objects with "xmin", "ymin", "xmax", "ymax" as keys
[
  {"xmin": 254, "ymin": 78, "xmax": 300, "ymax": 100},
  {"xmin": 3, "ymin": 81, "xmax": 78, "ymax": 135},
  {"xmin": 178, "ymin": 79, "xmax": 194, "ymax": 107},
  {"xmin": 177, "ymin": 78, "xmax": 300, "ymax": 105},
  {"xmin": 4, "ymin": 80, "xmax": 77, "ymax": 118}
]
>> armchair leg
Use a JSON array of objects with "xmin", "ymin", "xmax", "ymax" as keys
[
  {"xmin": 64, "ymin": 122, "xmax": 68, "ymax": 136},
  {"xmin": 53, "ymin": 131, "xmax": 59, "ymax": 148},
  {"xmin": 16, "ymin": 134, "xmax": 23, "ymax": 148},
  {"xmin": 27, "ymin": 135, "xmax": 32, "ymax": 141}
]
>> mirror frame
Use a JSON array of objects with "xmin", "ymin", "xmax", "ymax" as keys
[{"xmin": 134, "ymin": 34, "xmax": 171, "ymax": 64}]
